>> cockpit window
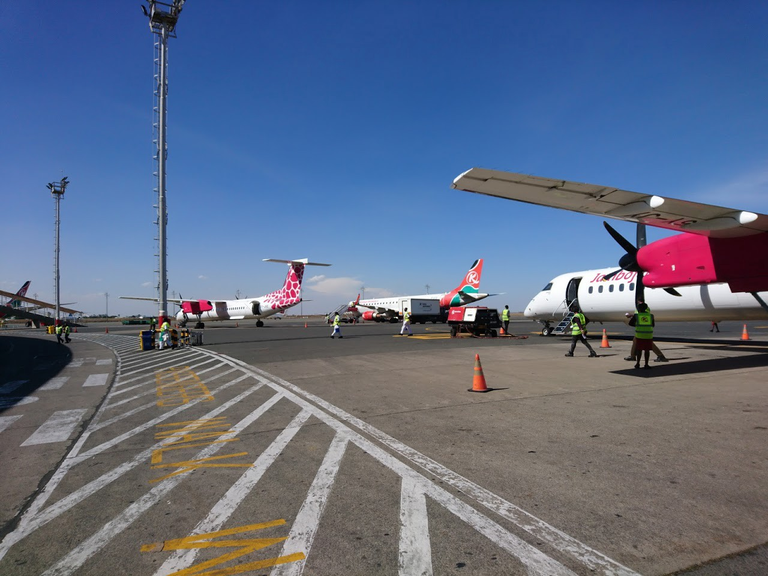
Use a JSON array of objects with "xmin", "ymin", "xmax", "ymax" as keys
[{"xmin": 542, "ymin": 282, "xmax": 553, "ymax": 291}]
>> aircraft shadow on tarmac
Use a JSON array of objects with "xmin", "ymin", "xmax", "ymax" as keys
[
  {"xmin": 610, "ymin": 348, "xmax": 768, "ymax": 377},
  {"xmin": 0, "ymin": 336, "xmax": 72, "ymax": 412}
]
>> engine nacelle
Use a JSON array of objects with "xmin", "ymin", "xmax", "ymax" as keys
[
  {"xmin": 251, "ymin": 301, "xmax": 261, "ymax": 316},
  {"xmin": 362, "ymin": 310, "xmax": 387, "ymax": 322}
]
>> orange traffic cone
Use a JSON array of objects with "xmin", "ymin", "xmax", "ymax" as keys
[
  {"xmin": 304, "ymin": 322, "xmax": 308, "ymax": 328},
  {"xmin": 105, "ymin": 327, "xmax": 109, "ymax": 333},
  {"xmin": 499, "ymin": 327, "xmax": 505, "ymax": 335},
  {"xmin": 468, "ymin": 354, "xmax": 491, "ymax": 393},
  {"xmin": 741, "ymin": 324, "xmax": 750, "ymax": 341},
  {"xmin": 600, "ymin": 329, "xmax": 611, "ymax": 348},
  {"xmin": 236, "ymin": 322, "xmax": 239, "ymax": 327}
]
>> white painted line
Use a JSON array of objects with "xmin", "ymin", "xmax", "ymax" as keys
[
  {"xmin": 39, "ymin": 377, "xmax": 70, "ymax": 391},
  {"xmin": 398, "ymin": 476, "xmax": 433, "ymax": 576},
  {"xmin": 0, "ymin": 383, "xmax": 264, "ymax": 562},
  {"xmin": 68, "ymin": 360, "xmax": 84, "ymax": 368},
  {"xmin": 0, "ymin": 397, "xmax": 38, "ymax": 409},
  {"xmin": 0, "ymin": 380, "xmax": 27, "ymax": 394},
  {"xmin": 21, "ymin": 409, "xmax": 88, "ymax": 446},
  {"xmin": 41, "ymin": 395, "xmax": 294, "ymax": 576},
  {"xmin": 96, "ymin": 359, "xmax": 112, "ymax": 366},
  {"xmin": 83, "ymin": 374, "xmax": 109, "ymax": 387},
  {"xmin": 0, "ymin": 415, "xmax": 23, "ymax": 434},
  {"xmin": 272, "ymin": 434, "xmax": 349, "ymax": 576}
]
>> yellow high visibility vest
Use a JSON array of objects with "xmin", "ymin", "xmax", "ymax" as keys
[
  {"xmin": 635, "ymin": 312, "xmax": 653, "ymax": 339},
  {"xmin": 571, "ymin": 312, "xmax": 586, "ymax": 336}
]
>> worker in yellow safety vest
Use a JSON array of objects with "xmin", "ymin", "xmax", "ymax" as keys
[
  {"xmin": 628, "ymin": 302, "xmax": 655, "ymax": 369},
  {"xmin": 159, "ymin": 320, "xmax": 171, "ymax": 350},
  {"xmin": 564, "ymin": 304, "xmax": 597, "ymax": 358},
  {"xmin": 55, "ymin": 323, "xmax": 63, "ymax": 345},
  {"xmin": 330, "ymin": 312, "xmax": 343, "ymax": 339},
  {"xmin": 501, "ymin": 305, "xmax": 510, "ymax": 335},
  {"xmin": 400, "ymin": 308, "xmax": 413, "ymax": 336}
]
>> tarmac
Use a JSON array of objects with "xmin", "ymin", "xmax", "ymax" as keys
[{"xmin": 0, "ymin": 318, "xmax": 766, "ymax": 575}]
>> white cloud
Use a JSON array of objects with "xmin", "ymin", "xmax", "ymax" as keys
[
  {"xmin": 141, "ymin": 281, "xmax": 153, "ymax": 288},
  {"xmin": 306, "ymin": 276, "xmax": 364, "ymax": 297},
  {"xmin": 198, "ymin": 275, "xmax": 208, "ymax": 280}
]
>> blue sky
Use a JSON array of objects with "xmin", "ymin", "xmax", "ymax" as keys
[{"xmin": 2, "ymin": 1, "xmax": 767, "ymax": 317}]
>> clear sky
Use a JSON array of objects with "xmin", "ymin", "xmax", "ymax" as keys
[{"xmin": 2, "ymin": 1, "xmax": 767, "ymax": 317}]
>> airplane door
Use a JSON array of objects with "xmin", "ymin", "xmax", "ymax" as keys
[{"xmin": 566, "ymin": 278, "xmax": 581, "ymax": 307}]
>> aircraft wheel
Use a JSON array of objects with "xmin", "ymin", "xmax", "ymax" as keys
[
  {"xmin": 256, "ymin": 320, "xmax": 264, "ymax": 327},
  {"xmin": 194, "ymin": 322, "xmax": 204, "ymax": 329},
  {"xmin": 541, "ymin": 326, "xmax": 553, "ymax": 336}
]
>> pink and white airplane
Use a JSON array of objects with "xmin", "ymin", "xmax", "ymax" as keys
[
  {"xmin": 121, "ymin": 258, "xmax": 330, "ymax": 328},
  {"xmin": 356, "ymin": 259, "xmax": 490, "ymax": 322},
  {"xmin": 452, "ymin": 168, "xmax": 768, "ymax": 333}
]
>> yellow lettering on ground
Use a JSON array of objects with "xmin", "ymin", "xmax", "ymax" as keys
[
  {"xmin": 140, "ymin": 520, "xmax": 306, "ymax": 576},
  {"xmin": 150, "ymin": 452, "xmax": 252, "ymax": 483},
  {"xmin": 155, "ymin": 367, "xmax": 214, "ymax": 407}
]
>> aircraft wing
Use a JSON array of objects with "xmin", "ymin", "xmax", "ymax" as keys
[
  {"xmin": 452, "ymin": 168, "xmax": 768, "ymax": 239},
  {"xmin": 120, "ymin": 296, "xmax": 184, "ymax": 304},
  {"xmin": 0, "ymin": 289, "xmax": 81, "ymax": 314}
]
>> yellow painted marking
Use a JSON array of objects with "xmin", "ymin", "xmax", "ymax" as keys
[
  {"xmin": 152, "ymin": 439, "xmax": 238, "ymax": 465},
  {"xmin": 151, "ymin": 452, "xmax": 252, "ymax": 483},
  {"xmin": 155, "ymin": 367, "xmax": 214, "ymax": 407},
  {"xmin": 140, "ymin": 519, "xmax": 306, "ymax": 576}
]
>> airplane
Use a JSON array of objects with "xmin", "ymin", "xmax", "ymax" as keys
[
  {"xmin": 356, "ymin": 259, "xmax": 490, "ymax": 323},
  {"xmin": 120, "ymin": 258, "xmax": 330, "ymax": 328},
  {"xmin": 451, "ymin": 168, "xmax": 768, "ymax": 332},
  {"xmin": 0, "ymin": 281, "xmax": 31, "ymax": 316},
  {"xmin": 0, "ymin": 283, "xmax": 82, "ymax": 327}
]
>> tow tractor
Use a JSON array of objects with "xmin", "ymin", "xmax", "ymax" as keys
[{"xmin": 447, "ymin": 306, "xmax": 501, "ymax": 338}]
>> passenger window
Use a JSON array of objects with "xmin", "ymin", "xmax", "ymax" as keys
[
  {"xmin": 629, "ymin": 282, "xmax": 635, "ymax": 291},
  {"xmin": 609, "ymin": 285, "xmax": 614, "ymax": 292},
  {"xmin": 598, "ymin": 285, "xmax": 603, "ymax": 293},
  {"xmin": 588, "ymin": 286, "xmax": 593, "ymax": 294},
  {"xmin": 619, "ymin": 284, "xmax": 624, "ymax": 292}
]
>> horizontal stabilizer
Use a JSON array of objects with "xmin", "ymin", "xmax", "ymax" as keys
[{"xmin": 263, "ymin": 258, "xmax": 331, "ymax": 267}]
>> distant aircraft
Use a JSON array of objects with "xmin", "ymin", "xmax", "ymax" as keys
[
  {"xmin": 0, "ymin": 282, "xmax": 82, "ymax": 327},
  {"xmin": 121, "ymin": 258, "xmax": 330, "ymax": 328},
  {"xmin": 451, "ymin": 168, "xmax": 768, "ymax": 331},
  {"xmin": 356, "ymin": 259, "xmax": 490, "ymax": 322},
  {"xmin": 0, "ymin": 281, "xmax": 31, "ymax": 315}
]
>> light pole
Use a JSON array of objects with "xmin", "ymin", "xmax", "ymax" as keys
[
  {"xmin": 47, "ymin": 177, "xmax": 69, "ymax": 323},
  {"xmin": 142, "ymin": 0, "xmax": 185, "ymax": 324},
  {"xmin": 105, "ymin": 292, "xmax": 109, "ymax": 317}
]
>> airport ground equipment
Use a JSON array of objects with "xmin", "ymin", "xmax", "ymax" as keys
[
  {"xmin": 362, "ymin": 297, "xmax": 443, "ymax": 323},
  {"xmin": 448, "ymin": 307, "xmax": 501, "ymax": 337}
]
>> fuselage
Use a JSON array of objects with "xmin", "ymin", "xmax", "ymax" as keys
[
  {"xmin": 525, "ymin": 267, "xmax": 768, "ymax": 323},
  {"xmin": 175, "ymin": 298, "xmax": 292, "ymax": 324}
]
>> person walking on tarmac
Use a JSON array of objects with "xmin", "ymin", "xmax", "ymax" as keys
[
  {"xmin": 400, "ymin": 308, "xmax": 413, "ymax": 336},
  {"xmin": 629, "ymin": 302, "xmax": 655, "ymax": 369},
  {"xmin": 564, "ymin": 304, "xmax": 597, "ymax": 357},
  {"xmin": 501, "ymin": 305, "xmax": 510, "ymax": 335},
  {"xmin": 330, "ymin": 312, "xmax": 343, "ymax": 339},
  {"xmin": 63, "ymin": 324, "xmax": 71, "ymax": 343},
  {"xmin": 55, "ymin": 322, "xmax": 63, "ymax": 345}
]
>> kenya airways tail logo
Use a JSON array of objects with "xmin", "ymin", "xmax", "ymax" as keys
[{"xmin": 440, "ymin": 259, "xmax": 484, "ymax": 307}]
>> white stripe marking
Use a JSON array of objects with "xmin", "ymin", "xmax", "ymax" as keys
[
  {"xmin": 96, "ymin": 359, "xmax": 112, "ymax": 366},
  {"xmin": 0, "ymin": 415, "xmax": 23, "ymax": 434},
  {"xmin": 271, "ymin": 434, "xmax": 349, "ymax": 576},
  {"xmin": 39, "ymin": 377, "xmax": 70, "ymax": 391},
  {"xmin": 83, "ymin": 374, "xmax": 109, "ymax": 387},
  {"xmin": 399, "ymin": 476, "xmax": 433, "ymax": 576},
  {"xmin": 21, "ymin": 409, "xmax": 88, "ymax": 446}
]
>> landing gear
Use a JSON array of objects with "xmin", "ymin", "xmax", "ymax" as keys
[
  {"xmin": 194, "ymin": 322, "xmax": 205, "ymax": 329},
  {"xmin": 256, "ymin": 320, "xmax": 264, "ymax": 327},
  {"xmin": 541, "ymin": 322, "xmax": 553, "ymax": 336}
]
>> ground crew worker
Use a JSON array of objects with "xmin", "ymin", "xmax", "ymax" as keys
[
  {"xmin": 623, "ymin": 304, "xmax": 668, "ymax": 362},
  {"xmin": 55, "ymin": 323, "xmax": 63, "ymax": 345},
  {"xmin": 565, "ymin": 305, "xmax": 597, "ymax": 357},
  {"xmin": 400, "ymin": 308, "xmax": 413, "ymax": 336},
  {"xmin": 159, "ymin": 319, "xmax": 171, "ymax": 349},
  {"xmin": 330, "ymin": 312, "xmax": 343, "ymax": 339},
  {"xmin": 63, "ymin": 324, "xmax": 71, "ymax": 343},
  {"xmin": 628, "ymin": 302, "xmax": 655, "ymax": 369},
  {"xmin": 501, "ymin": 305, "xmax": 510, "ymax": 335}
]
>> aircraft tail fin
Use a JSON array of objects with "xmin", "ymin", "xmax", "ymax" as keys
[
  {"xmin": 5, "ymin": 281, "xmax": 31, "ymax": 309},
  {"xmin": 440, "ymin": 259, "xmax": 484, "ymax": 307},
  {"xmin": 261, "ymin": 258, "xmax": 332, "ymax": 312}
]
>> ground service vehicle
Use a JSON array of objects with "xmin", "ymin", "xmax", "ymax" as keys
[
  {"xmin": 447, "ymin": 306, "xmax": 501, "ymax": 337},
  {"xmin": 362, "ymin": 297, "xmax": 443, "ymax": 323}
]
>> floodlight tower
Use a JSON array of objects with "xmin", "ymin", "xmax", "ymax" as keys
[
  {"xmin": 47, "ymin": 177, "xmax": 69, "ymax": 323},
  {"xmin": 142, "ymin": 0, "xmax": 185, "ymax": 324}
]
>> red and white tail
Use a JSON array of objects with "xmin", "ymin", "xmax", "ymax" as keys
[
  {"xmin": 5, "ymin": 281, "xmax": 31, "ymax": 309},
  {"xmin": 439, "ymin": 259, "xmax": 484, "ymax": 307}
]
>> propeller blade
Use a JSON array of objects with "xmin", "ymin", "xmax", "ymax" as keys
[
  {"xmin": 603, "ymin": 222, "xmax": 637, "ymax": 255},
  {"xmin": 635, "ymin": 274, "xmax": 646, "ymax": 306},
  {"xmin": 602, "ymin": 269, "xmax": 623, "ymax": 281},
  {"xmin": 664, "ymin": 287, "xmax": 682, "ymax": 297},
  {"xmin": 636, "ymin": 223, "xmax": 647, "ymax": 248}
]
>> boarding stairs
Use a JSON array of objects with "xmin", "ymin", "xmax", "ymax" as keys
[{"xmin": 552, "ymin": 312, "xmax": 575, "ymax": 335}]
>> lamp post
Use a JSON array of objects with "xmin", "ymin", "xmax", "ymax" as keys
[{"xmin": 47, "ymin": 177, "xmax": 69, "ymax": 323}]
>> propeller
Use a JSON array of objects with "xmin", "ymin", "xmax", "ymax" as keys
[{"xmin": 602, "ymin": 221, "xmax": 681, "ymax": 304}]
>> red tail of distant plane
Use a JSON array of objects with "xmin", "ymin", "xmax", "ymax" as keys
[
  {"xmin": 3, "ymin": 281, "xmax": 31, "ymax": 309},
  {"xmin": 439, "ymin": 259, "xmax": 484, "ymax": 307}
]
